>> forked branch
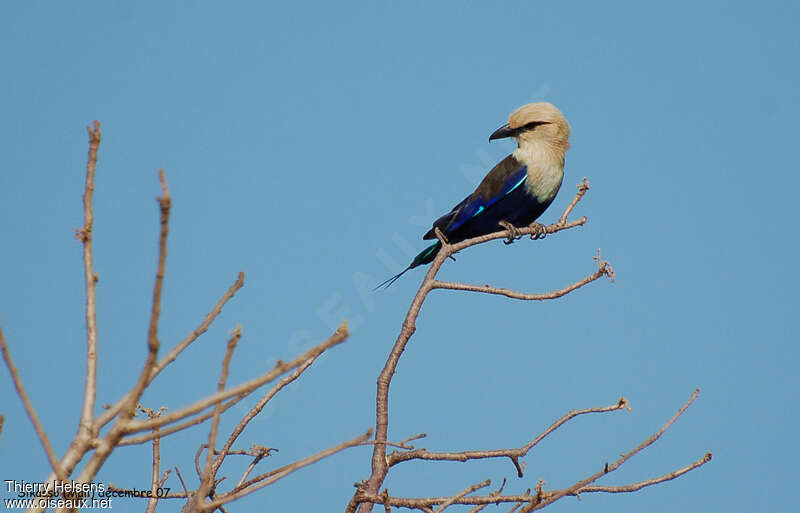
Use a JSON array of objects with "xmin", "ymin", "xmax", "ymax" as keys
[
  {"xmin": 350, "ymin": 179, "xmax": 615, "ymax": 513},
  {"xmin": 356, "ymin": 391, "xmax": 708, "ymax": 512}
]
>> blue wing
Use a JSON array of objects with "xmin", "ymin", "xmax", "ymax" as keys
[{"xmin": 424, "ymin": 155, "xmax": 527, "ymax": 239}]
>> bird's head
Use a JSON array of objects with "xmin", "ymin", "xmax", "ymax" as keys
[{"xmin": 489, "ymin": 102, "xmax": 570, "ymax": 152}]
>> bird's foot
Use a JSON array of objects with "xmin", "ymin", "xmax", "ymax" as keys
[
  {"xmin": 498, "ymin": 220, "xmax": 521, "ymax": 244},
  {"xmin": 528, "ymin": 221, "xmax": 547, "ymax": 240}
]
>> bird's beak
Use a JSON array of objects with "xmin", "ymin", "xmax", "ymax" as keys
[{"xmin": 489, "ymin": 123, "xmax": 515, "ymax": 142}]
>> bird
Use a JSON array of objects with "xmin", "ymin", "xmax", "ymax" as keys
[{"xmin": 377, "ymin": 102, "xmax": 571, "ymax": 289}]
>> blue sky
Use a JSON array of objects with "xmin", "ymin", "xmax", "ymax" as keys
[{"xmin": 1, "ymin": 2, "xmax": 797, "ymax": 512}]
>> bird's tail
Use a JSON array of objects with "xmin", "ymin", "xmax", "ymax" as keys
[{"xmin": 374, "ymin": 241, "xmax": 442, "ymax": 290}]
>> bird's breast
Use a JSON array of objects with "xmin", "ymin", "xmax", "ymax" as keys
[
  {"xmin": 513, "ymin": 146, "xmax": 565, "ymax": 204},
  {"xmin": 524, "ymin": 162, "xmax": 564, "ymax": 204}
]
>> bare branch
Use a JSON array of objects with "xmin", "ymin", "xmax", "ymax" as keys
[
  {"xmin": 558, "ymin": 178, "xmax": 589, "ymax": 225},
  {"xmin": 76, "ymin": 120, "xmax": 101, "ymax": 449},
  {"xmin": 131, "ymin": 405, "xmax": 170, "ymax": 513},
  {"xmin": 523, "ymin": 388, "xmax": 701, "ymax": 511},
  {"xmin": 0, "ymin": 325, "xmax": 63, "ymax": 479},
  {"xmin": 431, "ymin": 250, "xmax": 614, "ymax": 300},
  {"xmin": 388, "ymin": 397, "xmax": 630, "ymax": 476}
]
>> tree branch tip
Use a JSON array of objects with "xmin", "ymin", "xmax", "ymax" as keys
[
  {"xmin": 157, "ymin": 169, "xmax": 172, "ymax": 209},
  {"xmin": 618, "ymin": 397, "xmax": 631, "ymax": 411},
  {"xmin": 335, "ymin": 320, "xmax": 350, "ymax": 339},
  {"xmin": 492, "ymin": 477, "xmax": 507, "ymax": 496},
  {"xmin": 401, "ymin": 433, "xmax": 427, "ymax": 444},
  {"xmin": 593, "ymin": 249, "xmax": 616, "ymax": 282}
]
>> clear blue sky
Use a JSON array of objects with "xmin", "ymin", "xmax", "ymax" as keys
[{"xmin": 1, "ymin": 2, "xmax": 797, "ymax": 512}]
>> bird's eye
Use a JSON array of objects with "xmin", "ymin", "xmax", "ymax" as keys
[{"xmin": 522, "ymin": 121, "xmax": 550, "ymax": 131}]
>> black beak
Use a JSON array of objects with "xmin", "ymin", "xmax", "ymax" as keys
[{"xmin": 489, "ymin": 123, "xmax": 515, "ymax": 142}]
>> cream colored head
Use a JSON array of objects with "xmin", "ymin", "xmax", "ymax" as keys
[{"xmin": 490, "ymin": 102, "xmax": 570, "ymax": 152}]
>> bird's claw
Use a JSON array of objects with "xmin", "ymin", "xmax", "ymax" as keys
[
  {"xmin": 528, "ymin": 222, "xmax": 547, "ymax": 240},
  {"xmin": 498, "ymin": 220, "xmax": 521, "ymax": 244}
]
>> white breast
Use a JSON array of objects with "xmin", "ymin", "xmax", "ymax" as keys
[{"xmin": 513, "ymin": 143, "xmax": 565, "ymax": 203}]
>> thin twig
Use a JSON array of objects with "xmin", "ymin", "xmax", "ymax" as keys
[
  {"xmin": 576, "ymin": 452, "xmax": 712, "ymax": 494},
  {"xmin": 0, "ymin": 325, "xmax": 64, "ymax": 479},
  {"xmin": 196, "ymin": 328, "xmax": 242, "ymax": 508},
  {"xmin": 431, "ymin": 251, "xmax": 613, "ymax": 300},
  {"xmin": 175, "ymin": 466, "xmax": 189, "ymax": 496},
  {"xmin": 358, "ymin": 438, "xmax": 423, "ymax": 451},
  {"xmin": 464, "ymin": 479, "xmax": 504, "ymax": 513},
  {"xmin": 433, "ymin": 480, "xmax": 490, "ymax": 513},
  {"xmin": 195, "ymin": 445, "xmax": 205, "ymax": 481}
]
